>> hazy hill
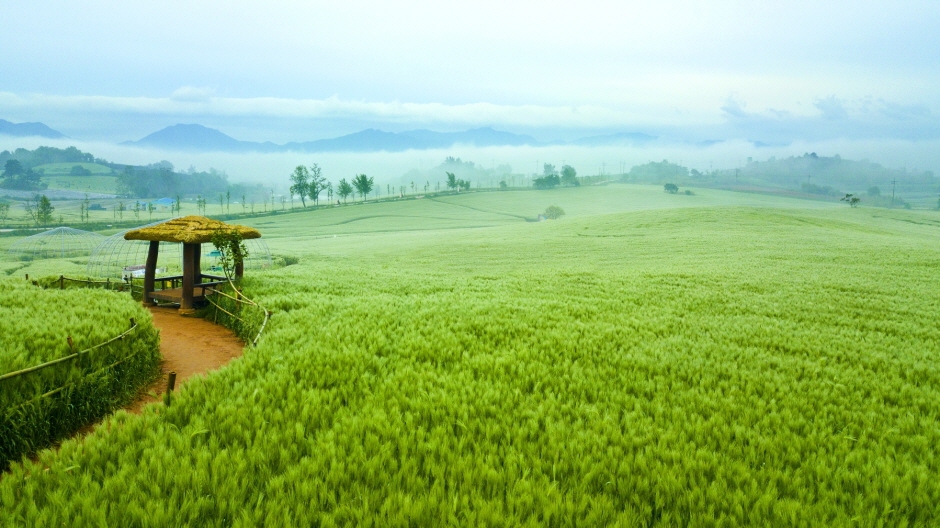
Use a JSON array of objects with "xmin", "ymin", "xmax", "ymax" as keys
[
  {"xmin": 0, "ymin": 119, "xmax": 66, "ymax": 139},
  {"xmin": 123, "ymin": 124, "xmax": 561, "ymax": 153},
  {"xmin": 121, "ymin": 124, "xmax": 281, "ymax": 152}
]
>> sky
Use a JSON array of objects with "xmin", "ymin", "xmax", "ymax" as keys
[{"xmin": 2, "ymin": 1, "xmax": 940, "ymax": 173}]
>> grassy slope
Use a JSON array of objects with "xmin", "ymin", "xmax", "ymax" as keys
[
  {"xmin": 2, "ymin": 186, "xmax": 940, "ymax": 525},
  {"xmin": 39, "ymin": 175, "xmax": 118, "ymax": 194},
  {"xmin": 34, "ymin": 162, "xmax": 114, "ymax": 175}
]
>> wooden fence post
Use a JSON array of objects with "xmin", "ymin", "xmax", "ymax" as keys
[
  {"xmin": 59, "ymin": 275, "xmax": 64, "ymax": 290},
  {"xmin": 164, "ymin": 371, "xmax": 177, "ymax": 406},
  {"xmin": 67, "ymin": 335, "xmax": 82, "ymax": 369}
]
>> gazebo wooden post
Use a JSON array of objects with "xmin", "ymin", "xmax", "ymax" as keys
[
  {"xmin": 181, "ymin": 243, "xmax": 197, "ymax": 313},
  {"xmin": 143, "ymin": 241, "xmax": 159, "ymax": 306},
  {"xmin": 234, "ymin": 246, "xmax": 244, "ymax": 279},
  {"xmin": 193, "ymin": 243, "xmax": 202, "ymax": 284}
]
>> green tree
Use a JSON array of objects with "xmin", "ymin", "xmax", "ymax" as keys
[
  {"xmin": 533, "ymin": 174, "xmax": 560, "ymax": 189},
  {"xmin": 289, "ymin": 165, "xmax": 310, "ymax": 207},
  {"xmin": 210, "ymin": 228, "xmax": 249, "ymax": 283},
  {"xmin": 148, "ymin": 202, "xmax": 156, "ymax": 220},
  {"xmin": 337, "ymin": 178, "xmax": 353, "ymax": 204},
  {"xmin": 36, "ymin": 195, "xmax": 54, "ymax": 226},
  {"xmin": 664, "ymin": 183, "xmax": 679, "ymax": 194},
  {"xmin": 308, "ymin": 163, "xmax": 327, "ymax": 206},
  {"xmin": 841, "ymin": 193, "xmax": 860, "ymax": 207},
  {"xmin": 0, "ymin": 202, "xmax": 9, "ymax": 224},
  {"xmin": 446, "ymin": 172, "xmax": 458, "ymax": 191},
  {"xmin": 3, "ymin": 160, "xmax": 24, "ymax": 178},
  {"xmin": 561, "ymin": 165, "xmax": 579, "ymax": 186},
  {"xmin": 544, "ymin": 205, "xmax": 565, "ymax": 219},
  {"xmin": 1, "ymin": 160, "xmax": 45, "ymax": 191},
  {"xmin": 352, "ymin": 174, "xmax": 374, "ymax": 201},
  {"xmin": 133, "ymin": 201, "xmax": 141, "ymax": 219}
]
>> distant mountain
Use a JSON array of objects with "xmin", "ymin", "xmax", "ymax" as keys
[
  {"xmin": 0, "ymin": 119, "xmax": 67, "ymax": 139},
  {"xmin": 125, "ymin": 123, "xmax": 674, "ymax": 153},
  {"xmin": 285, "ymin": 127, "xmax": 542, "ymax": 152},
  {"xmin": 121, "ymin": 124, "xmax": 280, "ymax": 152},
  {"xmin": 124, "ymin": 124, "xmax": 543, "ymax": 153}
]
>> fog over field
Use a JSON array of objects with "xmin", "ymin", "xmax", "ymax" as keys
[{"xmin": 3, "ymin": 136, "xmax": 938, "ymax": 190}]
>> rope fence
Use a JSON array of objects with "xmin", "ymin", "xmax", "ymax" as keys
[
  {"xmin": 0, "ymin": 318, "xmax": 139, "ymax": 385},
  {"xmin": 204, "ymin": 285, "xmax": 271, "ymax": 346},
  {"xmin": 32, "ymin": 273, "xmax": 270, "ymax": 346}
]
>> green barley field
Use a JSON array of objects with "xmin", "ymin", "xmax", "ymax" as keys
[{"xmin": 2, "ymin": 184, "xmax": 940, "ymax": 525}]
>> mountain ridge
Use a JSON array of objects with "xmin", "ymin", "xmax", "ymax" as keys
[
  {"xmin": 122, "ymin": 123, "xmax": 657, "ymax": 153},
  {"xmin": 0, "ymin": 119, "xmax": 67, "ymax": 139}
]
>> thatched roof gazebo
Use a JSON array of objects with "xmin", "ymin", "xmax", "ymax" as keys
[{"xmin": 124, "ymin": 216, "xmax": 261, "ymax": 313}]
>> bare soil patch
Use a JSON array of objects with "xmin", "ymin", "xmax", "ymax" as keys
[{"xmin": 124, "ymin": 306, "xmax": 244, "ymax": 413}]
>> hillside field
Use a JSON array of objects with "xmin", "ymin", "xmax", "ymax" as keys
[{"xmin": 2, "ymin": 185, "xmax": 940, "ymax": 525}]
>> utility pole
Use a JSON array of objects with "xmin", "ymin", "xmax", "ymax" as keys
[{"xmin": 891, "ymin": 179, "xmax": 897, "ymax": 208}]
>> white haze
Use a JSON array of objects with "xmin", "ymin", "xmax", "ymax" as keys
[{"xmin": 3, "ymin": 137, "xmax": 938, "ymax": 193}]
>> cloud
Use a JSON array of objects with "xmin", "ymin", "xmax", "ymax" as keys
[
  {"xmin": 0, "ymin": 91, "xmax": 678, "ymax": 132},
  {"xmin": 170, "ymin": 86, "xmax": 215, "ymax": 103},
  {"xmin": 720, "ymin": 95, "xmax": 748, "ymax": 118},
  {"xmin": 814, "ymin": 96, "xmax": 848, "ymax": 120},
  {"xmin": 715, "ymin": 95, "xmax": 940, "ymax": 143}
]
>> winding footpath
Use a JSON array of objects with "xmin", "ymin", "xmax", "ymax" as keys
[{"xmin": 125, "ymin": 306, "xmax": 245, "ymax": 413}]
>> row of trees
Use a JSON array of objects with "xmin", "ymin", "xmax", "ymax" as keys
[
  {"xmin": 288, "ymin": 161, "xmax": 585, "ymax": 207},
  {"xmin": 288, "ymin": 164, "xmax": 375, "ymax": 206},
  {"xmin": 534, "ymin": 164, "xmax": 579, "ymax": 189},
  {"xmin": 0, "ymin": 146, "xmax": 108, "ymax": 170}
]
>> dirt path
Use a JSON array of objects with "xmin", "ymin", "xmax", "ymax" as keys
[{"xmin": 125, "ymin": 306, "xmax": 245, "ymax": 413}]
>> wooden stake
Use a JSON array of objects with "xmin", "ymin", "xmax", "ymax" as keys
[
  {"xmin": 59, "ymin": 275, "xmax": 64, "ymax": 290},
  {"xmin": 164, "ymin": 371, "xmax": 177, "ymax": 406}
]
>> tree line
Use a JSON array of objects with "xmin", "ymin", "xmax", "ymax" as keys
[{"xmin": 289, "ymin": 163, "xmax": 375, "ymax": 206}]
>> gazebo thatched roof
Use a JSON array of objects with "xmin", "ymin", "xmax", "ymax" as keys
[{"xmin": 123, "ymin": 216, "xmax": 261, "ymax": 244}]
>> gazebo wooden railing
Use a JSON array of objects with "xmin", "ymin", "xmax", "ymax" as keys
[{"xmin": 146, "ymin": 273, "xmax": 229, "ymax": 305}]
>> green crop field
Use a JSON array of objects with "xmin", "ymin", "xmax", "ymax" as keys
[
  {"xmin": 34, "ymin": 162, "xmax": 114, "ymax": 176},
  {"xmin": 1, "ymin": 184, "xmax": 940, "ymax": 525},
  {"xmin": 40, "ymin": 175, "xmax": 118, "ymax": 194}
]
